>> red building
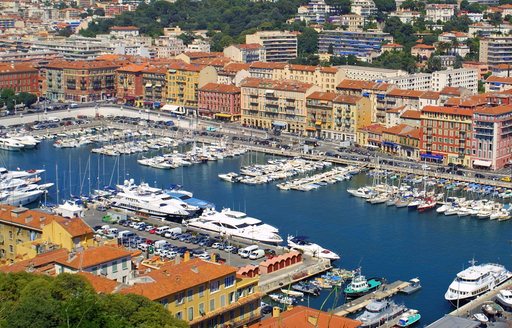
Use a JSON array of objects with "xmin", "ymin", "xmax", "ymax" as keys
[
  {"xmin": 0, "ymin": 63, "xmax": 39, "ymax": 95},
  {"xmin": 420, "ymin": 105, "xmax": 473, "ymax": 166},
  {"xmin": 198, "ymin": 83, "xmax": 241, "ymax": 121},
  {"xmin": 116, "ymin": 63, "xmax": 149, "ymax": 106}
]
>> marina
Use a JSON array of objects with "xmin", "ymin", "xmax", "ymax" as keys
[{"xmin": 0, "ymin": 115, "xmax": 512, "ymax": 324}]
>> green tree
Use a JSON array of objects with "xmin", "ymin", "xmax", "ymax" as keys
[
  {"xmin": 177, "ymin": 33, "xmax": 195, "ymax": 45},
  {"xmin": 297, "ymin": 27, "xmax": 318, "ymax": 56},
  {"xmin": 94, "ymin": 8, "xmax": 105, "ymax": 16},
  {"xmin": 371, "ymin": 51, "xmax": 417, "ymax": 72},
  {"xmin": 374, "ymin": 0, "xmax": 396, "ymax": 12},
  {"xmin": 426, "ymin": 56, "xmax": 443, "ymax": 72}
]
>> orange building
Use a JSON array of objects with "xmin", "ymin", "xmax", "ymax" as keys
[
  {"xmin": 116, "ymin": 63, "xmax": 149, "ymax": 106},
  {"xmin": 0, "ymin": 63, "xmax": 40, "ymax": 95}
]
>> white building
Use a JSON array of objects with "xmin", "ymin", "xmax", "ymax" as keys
[
  {"xmin": 109, "ymin": 26, "xmax": 140, "ymax": 38},
  {"xmin": 431, "ymin": 68, "xmax": 479, "ymax": 94},
  {"xmin": 351, "ymin": 0, "xmax": 377, "ymax": 17},
  {"xmin": 54, "ymin": 246, "xmax": 133, "ymax": 284},
  {"xmin": 425, "ymin": 4, "xmax": 456, "ymax": 23},
  {"xmin": 389, "ymin": 10, "xmax": 421, "ymax": 24},
  {"xmin": 338, "ymin": 65, "xmax": 407, "ymax": 81},
  {"xmin": 187, "ymin": 39, "xmax": 211, "ymax": 53},
  {"xmin": 387, "ymin": 73, "xmax": 432, "ymax": 91},
  {"xmin": 245, "ymin": 31, "xmax": 298, "ymax": 62},
  {"xmin": 155, "ymin": 35, "xmax": 187, "ymax": 58}
]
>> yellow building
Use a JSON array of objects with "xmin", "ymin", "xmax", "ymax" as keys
[
  {"xmin": 241, "ymin": 77, "xmax": 321, "ymax": 135},
  {"xmin": 0, "ymin": 205, "xmax": 94, "ymax": 263},
  {"xmin": 166, "ymin": 62, "xmax": 217, "ymax": 108},
  {"xmin": 306, "ymin": 91, "xmax": 372, "ymax": 142},
  {"xmin": 273, "ymin": 64, "xmax": 343, "ymax": 92},
  {"xmin": 121, "ymin": 257, "xmax": 261, "ymax": 328},
  {"xmin": 382, "ymin": 124, "xmax": 421, "ymax": 160}
]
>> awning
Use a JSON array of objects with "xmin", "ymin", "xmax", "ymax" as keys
[
  {"xmin": 382, "ymin": 141, "xmax": 398, "ymax": 148},
  {"xmin": 473, "ymin": 159, "xmax": 492, "ymax": 167},
  {"xmin": 272, "ymin": 121, "xmax": 287, "ymax": 127},
  {"xmin": 145, "ymin": 83, "xmax": 152, "ymax": 87},
  {"xmin": 215, "ymin": 113, "xmax": 232, "ymax": 118},
  {"xmin": 420, "ymin": 153, "xmax": 443, "ymax": 160},
  {"xmin": 306, "ymin": 127, "xmax": 316, "ymax": 131},
  {"xmin": 315, "ymin": 120, "xmax": 322, "ymax": 125},
  {"xmin": 365, "ymin": 144, "xmax": 379, "ymax": 149}
]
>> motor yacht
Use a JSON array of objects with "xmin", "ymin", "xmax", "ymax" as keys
[
  {"xmin": 0, "ymin": 138, "xmax": 24, "ymax": 151},
  {"xmin": 496, "ymin": 288, "xmax": 512, "ymax": 308},
  {"xmin": 186, "ymin": 208, "xmax": 283, "ymax": 244},
  {"xmin": 356, "ymin": 299, "xmax": 406, "ymax": 328},
  {"xmin": 444, "ymin": 260, "xmax": 512, "ymax": 306},
  {"xmin": 287, "ymin": 235, "xmax": 340, "ymax": 261}
]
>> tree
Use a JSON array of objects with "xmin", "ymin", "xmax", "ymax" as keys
[
  {"xmin": 57, "ymin": 26, "xmax": 74, "ymax": 37},
  {"xmin": 371, "ymin": 51, "xmax": 417, "ymax": 72},
  {"xmin": 177, "ymin": 33, "xmax": 195, "ymax": 46},
  {"xmin": 487, "ymin": 12, "xmax": 503, "ymax": 27},
  {"xmin": 373, "ymin": 0, "xmax": 396, "ymax": 12},
  {"xmin": 93, "ymin": 8, "xmax": 105, "ymax": 16},
  {"xmin": 426, "ymin": 56, "xmax": 443, "ymax": 72},
  {"xmin": 297, "ymin": 27, "xmax": 318, "ymax": 56}
]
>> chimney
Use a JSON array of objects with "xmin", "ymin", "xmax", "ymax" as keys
[
  {"xmin": 25, "ymin": 215, "xmax": 33, "ymax": 224},
  {"xmin": 307, "ymin": 315, "xmax": 318, "ymax": 326},
  {"xmin": 272, "ymin": 307, "xmax": 280, "ymax": 318},
  {"xmin": 39, "ymin": 216, "xmax": 46, "ymax": 222},
  {"xmin": 183, "ymin": 251, "xmax": 190, "ymax": 262},
  {"xmin": 174, "ymin": 255, "xmax": 181, "ymax": 265},
  {"xmin": 191, "ymin": 266, "xmax": 198, "ymax": 273}
]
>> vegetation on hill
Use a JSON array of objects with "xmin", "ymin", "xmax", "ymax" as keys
[{"xmin": 0, "ymin": 272, "xmax": 188, "ymax": 328}]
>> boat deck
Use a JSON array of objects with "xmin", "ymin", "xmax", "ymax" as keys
[{"xmin": 333, "ymin": 280, "xmax": 410, "ymax": 316}]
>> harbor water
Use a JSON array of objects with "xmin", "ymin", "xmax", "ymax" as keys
[{"xmin": 3, "ymin": 140, "xmax": 512, "ymax": 324}]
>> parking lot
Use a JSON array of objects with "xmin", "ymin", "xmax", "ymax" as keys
[{"xmin": 82, "ymin": 209, "xmax": 281, "ymax": 268}]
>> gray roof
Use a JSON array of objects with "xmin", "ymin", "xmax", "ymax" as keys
[{"xmin": 426, "ymin": 315, "xmax": 480, "ymax": 328}]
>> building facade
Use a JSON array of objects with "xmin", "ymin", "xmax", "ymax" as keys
[
  {"xmin": 224, "ymin": 44, "xmax": 266, "ymax": 63},
  {"xmin": 318, "ymin": 30, "xmax": 393, "ymax": 62},
  {"xmin": 245, "ymin": 31, "xmax": 298, "ymax": 63},
  {"xmin": 197, "ymin": 83, "xmax": 241, "ymax": 120},
  {"xmin": 479, "ymin": 37, "xmax": 512, "ymax": 65},
  {"xmin": 0, "ymin": 63, "xmax": 39, "ymax": 95},
  {"xmin": 166, "ymin": 63, "xmax": 218, "ymax": 108},
  {"xmin": 431, "ymin": 68, "xmax": 479, "ymax": 94}
]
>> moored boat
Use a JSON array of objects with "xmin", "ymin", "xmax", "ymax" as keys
[{"xmin": 397, "ymin": 309, "xmax": 421, "ymax": 327}]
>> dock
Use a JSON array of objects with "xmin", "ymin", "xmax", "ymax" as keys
[{"xmin": 333, "ymin": 280, "xmax": 410, "ymax": 316}]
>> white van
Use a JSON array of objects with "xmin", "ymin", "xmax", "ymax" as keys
[
  {"xmin": 249, "ymin": 249, "xmax": 265, "ymax": 260},
  {"xmin": 238, "ymin": 245, "xmax": 259, "ymax": 258},
  {"xmin": 118, "ymin": 230, "xmax": 136, "ymax": 239},
  {"xmin": 156, "ymin": 226, "xmax": 170, "ymax": 235},
  {"xmin": 154, "ymin": 240, "xmax": 168, "ymax": 249}
]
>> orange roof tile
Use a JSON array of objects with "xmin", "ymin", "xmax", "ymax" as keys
[
  {"xmin": 333, "ymin": 94, "xmax": 362, "ymax": 104},
  {"xmin": 237, "ymin": 43, "xmax": 263, "ymax": 50},
  {"xmin": 249, "ymin": 61, "xmax": 287, "ymax": 70},
  {"xmin": 383, "ymin": 43, "xmax": 403, "ymax": 48},
  {"xmin": 383, "ymin": 124, "xmax": 420, "ymax": 139},
  {"xmin": 46, "ymin": 60, "xmax": 120, "ymax": 70},
  {"xmin": 0, "ymin": 63, "xmax": 38, "ymax": 74},
  {"xmin": 78, "ymin": 272, "xmax": 118, "ymax": 294},
  {"xmin": 387, "ymin": 89, "xmax": 425, "ymax": 98},
  {"xmin": 199, "ymin": 82, "xmax": 240, "ymax": 93},
  {"xmin": 120, "ymin": 258, "xmax": 236, "ymax": 300},
  {"xmin": 55, "ymin": 246, "xmax": 132, "ymax": 270},
  {"xmin": 320, "ymin": 66, "xmax": 338, "ymax": 73},
  {"xmin": 55, "ymin": 218, "xmax": 93, "ymax": 237},
  {"xmin": 412, "ymin": 44, "xmax": 436, "ymax": 50},
  {"xmin": 486, "ymin": 75, "xmax": 512, "ymax": 84},
  {"xmin": 182, "ymin": 51, "xmax": 224, "ymax": 59},
  {"xmin": 289, "ymin": 64, "xmax": 317, "ymax": 72},
  {"xmin": 400, "ymin": 110, "xmax": 421, "ymax": 119},
  {"xmin": 248, "ymin": 306, "xmax": 360, "ymax": 328},
  {"xmin": 337, "ymin": 79, "xmax": 389, "ymax": 91},
  {"xmin": 440, "ymin": 86, "xmax": 462, "ymax": 95},
  {"xmin": 0, "ymin": 248, "xmax": 68, "ymax": 273},
  {"xmin": 474, "ymin": 104, "xmax": 512, "ymax": 116},
  {"xmin": 421, "ymin": 105, "xmax": 473, "ymax": 116},
  {"xmin": 192, "ymin": 57, "xmax": 231, "ymax": 67},
  {"xmin": 359, "ymin": 123, "xmax": 385, "ymax": 133},
  {"xmin": 223, "ymin": 62, "xmax": 251, "ymax": 73},
  {"xmin": 117, "ymin": 63, "xmax": 149, "ymax": 73},
  {"xmin": 241, "ymin": 77, "xmax": 314, "ymax": 93},
  {"xmin": 110, "ymin": 26, "xmax": 139, "ymax": 31},
  {"xmin": 387, "ymin": 105, "xmax": 406, "ymax": 114},
  {"xmin": 307, "ymin": 91, "xmax": 337, "ymax": 101}
]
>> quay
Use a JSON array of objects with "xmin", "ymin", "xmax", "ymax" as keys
[{"xmin": 332, "ymin": 280, "xmax": 410, "ymax": 317}]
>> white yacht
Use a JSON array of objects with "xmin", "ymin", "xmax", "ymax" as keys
[
  {"xmin": 496, "ymin": 288, "xmax": 512, "ymax": 308},
  {"xmin": 287, "ymin": 235, "xmax": 340, "ymax": 261},
  {"xmin": 186, "ymin": 208, "xmax": 283, "ymax": 244},
  {"xmin": 0, "ymin": 188, "xmax": 45, "ymax": 206},
  {"xmin": 110, "ymin": 180, "xmax": 192, "ymax": 222},
  {"xmin": 0, "ymin": 138, "xmax": 24, "ymax": 151},
  {"xmin": 0, "ymin": 168, "xmax": 45, "ymax": 180},
  {"xmin": 444, "ymin": 260, "xmax": 512, "ymax": 306}
]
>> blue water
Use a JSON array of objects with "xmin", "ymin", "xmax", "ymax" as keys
[{"xmin": 3, "ymin": 141, "xmax": 512, "ymax": 324}]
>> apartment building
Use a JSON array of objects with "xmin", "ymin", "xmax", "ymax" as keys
[
  {"xmin": 0, "ymin": 63, "xmax": 39, "ymax": 95},
  {"xmin": 110, "ymin": 26, "xmax": 140, "ymax": 38},
  {"xmin": 318, "ymin": 30, "xmax": 393, "ymax": 62},
  {"xmin": 122, "ymin": 258, "xmax": 261, "ymax": 328},
  {"xmin": 306, "ymin": 92, "xmax": 372, "ymax": 142},
  {"xmin": 223, "ymin": 44, "xmax": 266, "ymax": 63},
  {"xmin": 240, "ymin": 78, "xmax": 320, "ymax": 134},
  {"xmin": 382, "ymin": 124, "xmax": 421, "ymax": 160},
  {"xmin": 480, "ymin": 36, "xmax": 512, "ymax": 65},
  {"xmin": 485, "ymin": 76, "xmax": 512, "ymax": 93},
  {"xmin": 245, "ymin": 31, "xmax": 298, "ymax": 62},
  {"xmin": 387, "ymin": 73, "xmax": 432, "ymax": 91},
  {"xmin": 431, "ymin": 68, "xmax": 479, "ymax": 94},
  {"xmin": 351, "ymin": 0, "xmax": 377, "ymax": 17},
  {"xmin": 116, "ymin": 63, "xmax": 148, "ymax": 106},
  {"xmin": 217, "ymin": 62, "xmax": 251, "ymax": 86},
  {"xmin": 142, "ymin": 65, "xmax": 168, "ymax": 107},
  {"xmin": 248, "ymin": 62, "xmax": 286, "ymax": 79},
  {"xmin": 155, "ymin": 36, "xmax": 187, "ymax": 58},
  {"xmin": 471, "ymin": 105, "xmax": 512, "ymax": 170},
  {"xmin": 55, "ymin": 246, "xmax": 133, "ymax": 284},
  {"xmin": 273, "ymin": 65, "xmax": 342, "ymax": 92},
  {"xmin": 45, "ymin": 60, "xmax": 118, "ymax": 102},
  {"xmin": 337, "ymin": 66, "xmax": 407, "ymax": 81},
  {"xmin": 31, "ymin": 36, "xmax": 114, "ymax": 61},
  {"xmin": 166, "ymin": 62, "xmax": 217, "ymax": 108},
  {"xmin": 425, "ymin": 4, "xmax": 456, "ymax": 22},
  {"xmin": 197, "ymin": 83, "xmax": 241, "ymax": 120},
  {"xmin": 295, "ymin": 0, "xmax": 331, "ymax": 24},
  {"xmin": 420, "ymin": 106, "xmax": 473, "ymax": 166},
  {"xmin": 389, "ymin": 10, "xmax": 421, "ymax": 24},
  {"xmin": 375, "ymin": 89, "xmax": 440, "ymax": 123},
  {"xmin": 0, "ymin": 205, "xmax": 94, "ymax": 262},
  {"xmin": 338, "ymin": 14, "xmax": 364, "ymax": 30}
]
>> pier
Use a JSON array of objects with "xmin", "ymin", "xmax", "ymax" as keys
[{"xmin": 332, "ymin": 280, "xmax": 410, "ymax": 316}]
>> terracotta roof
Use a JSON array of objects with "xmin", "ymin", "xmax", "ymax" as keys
[
  {"xmin": 440, "ymin": 86, "xmax": 462, "ymax": 95},
  {"xmin": 307, "ymin": 91, "xmax": 337, "ymax": 101},
  {"xmin": 78, "ymin": 272, "xmax": 118, "ymax": 294},
  {"xmin": 55, "ymin": 246, "xmax": 132, "ymax": 270},
  {"xmin": 168, "ymin": 61, "xmax": 205, "ymax": 72},
  {"xmin": 0, "ymin": 205, "xmax": 76, "ymax": 232},
  {"xmin": 192, "ymin": 57, "xmax": 231, "ymax": 67},
  {"xmin": 400, "ymin": 110, "xmax": 421, "ymax": 119},
  {"xmin": 474, "ymin": 104, "xmax": 512, "ymax": 116},
  {"xmin": 199, "ymin": 82, "xmax": 240, "ymax": 93},
  {"xmin": 320, "ymin": 66, "xmax": 338, "ymax": 73},
  {"xmin": 387, "ymin": 89, "xmax": 425, "ymax": 98},
  {"xmin": 0, "ymin": 248, "xmax": 68, "ymax": 273},
  {"xmin": 241, "ymin": 77, "xmax": 314, "ymax": 93},
  {"xmin": 412, "ymin": 44, "xmax": 435, "ymax": 50},
  {"xmin": 444, "ymin": 95, "xmax": 487, "ymax": 107},
  {"xmin": 359, "ymin": 123, "xmax": 385, "ymax": 133},
  {"xmin": 486, "ymin": 75, "xmax": 512, "ymax": 84},
  {"xmin": 0, "ymin": 63, "xmax": 38, "ymax": 74},
  {"xmin": 120, "ymin": 258, "xmax": 236, "ymax": 300},
  {"xmin": 110, "ymin": 26, "xmax": 139, "ymax": 31},
  {"xmin": 387, "ymin": 105, "xmax": 406, "ymax": 114},
  {"xmin": 237, "ymin": 43, "xmax": 263, "ymax": 50},
  {"xmin": 289, "ymin": 64, "xmax": 317, "ymax": 72},
  {"xmin": 249, "ymin": 61, "xmax": 287, "ymax": 70},
  {"xmin": 421, "ymin": 105, "xmax": 473, "ymax": 116},
  {"xmin": 333, "ymin": 94, "xmax": 362, "ymax": 104},
  {"xmin": 181, "ymin": 52, "xmax": 224, "ymax": 59},
  {"xmin": 248, "ymin": 306, "xmax": 360, "ymax": 328},
  {"xmin": 46, "ymin": 60, "xmax": 120, "ymax": 70},
  {"xmin": 337, "ymin": 79, "xmax": 389, "ymax": 91},
  {"xmin": 223, "ymin": 62, "xmax": 250, "ymax": 72},
  {"xmin": 117, "ymin": 63, "xmax": 149, "ymax": 73},
  {"xmin": 55, "ymin": 218, "xmax": 93, "ymax": 237},
  {"xmin": 384, "ymin": 124, "xmax": 420, "ymax": 139},
  {"xmin": 382, "ymin": 43, "xmax": 403, "ymax": 48}
]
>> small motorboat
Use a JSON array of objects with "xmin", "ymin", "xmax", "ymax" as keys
[
  {"xmin": 400, "ymin": 278, "xmax": 421, "ymax": 295},
  {"xmin": 472, "ymin": 313, "xmax": 489, "ymax": 323},
  {"xmin": 481, "ymin": 301, "xmax": 504, "ymax": 317},
  {"xmin": 397, "ymin": 309, "xmax": 421, "ymax": 327}
]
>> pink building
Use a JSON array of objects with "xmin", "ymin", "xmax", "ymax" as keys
[
  {"xmin": 197, "ymin": 83, "xmax": 241, "ymax": 121},
  {"xmin": 472, "ymin": 105, "xmax": 512, "ymax": 170}
]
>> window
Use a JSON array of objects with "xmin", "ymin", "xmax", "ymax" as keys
[
  {"xmin": 220, "ymin": 295, "xmax": 226, "ymax": 307},
  {"xmin": 175, "ymin": 292, "xmax": 185, "ymax": 305},
  {"xmin": 101, "ymin": 264, "xmax": 107, "ymax": 275},
  {"xmin": 224, "ymin": 275, "xmax": 235, "ymax": 288},
  {"xmin": 209, "ymin": 299, "xmax": 215, "ymax": 311},
  {"xmin": 9, "ymin": 231, "xmax": 12, "ymax": 240},
  {"xmin": 229, "ymin": 292, "xmax": 235, "ymax": 303},
  {"xmin": 188, "ymin": 307, "xmax": 194, "ymax": 321},
  {"xmin": 199, "ymin": 303, "xmax": 205, "ymax": 316},
  {"xmin": 112, "ymin": 261, "xmax": 118, "ymax": 273},
  {"xmin": 122, "ymin": 258, "xmax": 128, "ymax": 270},
  {"xmin": 9, "ymin": 245, "xmax": 13, "ymax": 253},
  {"xmin": 187, "ymin": 289, "xmax": 193, "ymax": 302},
  {"xmin": 175, "ymin": 312, "xmax": 182, "ymax": 320},
  {"xmin": 210, "ymin": 280, "xmax": 220, "ymax": 293}
]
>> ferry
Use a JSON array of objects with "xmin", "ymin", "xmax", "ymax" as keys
[{"xmin": 444, "ymin": 260, "xmax": 512, "ymax": 306}]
